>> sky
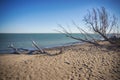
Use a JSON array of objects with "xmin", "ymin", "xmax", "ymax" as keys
[{"xmin": 0, "ymin": 0, "xmax": 120, "ymax": 33}]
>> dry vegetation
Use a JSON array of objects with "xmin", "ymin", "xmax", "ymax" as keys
[{"xmin": 58, "ymin": 7, "xmax": 120, "ymax": 46}]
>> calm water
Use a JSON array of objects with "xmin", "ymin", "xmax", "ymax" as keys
[{"xmin": 0, "ymin": 33, "xmax": 100, "ymax": 53}]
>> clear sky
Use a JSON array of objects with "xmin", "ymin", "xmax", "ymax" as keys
[{"xmin": 0, "ymin": 0, "xmax": 120, "ymax": 33}]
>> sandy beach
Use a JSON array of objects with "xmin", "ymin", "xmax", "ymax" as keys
[{"xmin": 0, "ymin": 42, "xmax": 120, "ymax": 80}]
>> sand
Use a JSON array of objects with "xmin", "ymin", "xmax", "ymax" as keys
[{"xmin": 0, "ymin": 43, "xmax": 120, "ymax": 80}]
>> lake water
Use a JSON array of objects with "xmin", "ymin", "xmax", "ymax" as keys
[{"xmin": 0, "ymin": 33, "xmax": 100, "ymax": 53}]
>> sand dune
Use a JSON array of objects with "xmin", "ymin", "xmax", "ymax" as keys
[{"xmin": 0, "ymin": 43, "xmax": 120, "ymax": 80}]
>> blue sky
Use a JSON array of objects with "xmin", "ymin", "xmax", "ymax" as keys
[{"xmin": 0, "ymin": 0, "xmax": 120, "ymax": 33}]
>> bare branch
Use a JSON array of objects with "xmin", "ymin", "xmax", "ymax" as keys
[
  {"xmin": 32, "ymin": 40, "xmax": 45, "ymax": 53},
  {"xmin": 58, "ymin": 7, "xmax": 120, "ymax": 46},
  {"xmin": 8, "ymin": 44, "xmax": 21, "ymax": 54}
]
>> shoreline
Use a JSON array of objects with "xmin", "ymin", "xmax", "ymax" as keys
[
  {"xmin": 0, "ymin": 41, "xmax": 120, "ymax": 80},
  {"xmin": 0, "ymin": 41, "xmax": 83, "ymax": 54}
]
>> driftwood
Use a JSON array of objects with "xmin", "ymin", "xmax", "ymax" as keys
[
  {"xmin": 32, "ymin": 40, "xmax": 45, "ymax": 53},
  {"xmin": 8, "ymin": 44, "xmax": 21, "ymax": 54},
  {"xmin": 8, "ymin": 41, "xmax": 63, "ymax": 56}
]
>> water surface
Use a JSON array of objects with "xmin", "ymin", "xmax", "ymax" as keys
[{"xmin": 0, "ymin": 33, "xmax": 100, "ymax": 53}]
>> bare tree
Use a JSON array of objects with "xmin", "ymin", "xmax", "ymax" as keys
[
  {"xmin": 58, "ymin": 7, "xmax": 120, "ymax": 46},
  {"xmin": 83, "ymin": 7, "xmax": 119, "ymax": 44}
]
